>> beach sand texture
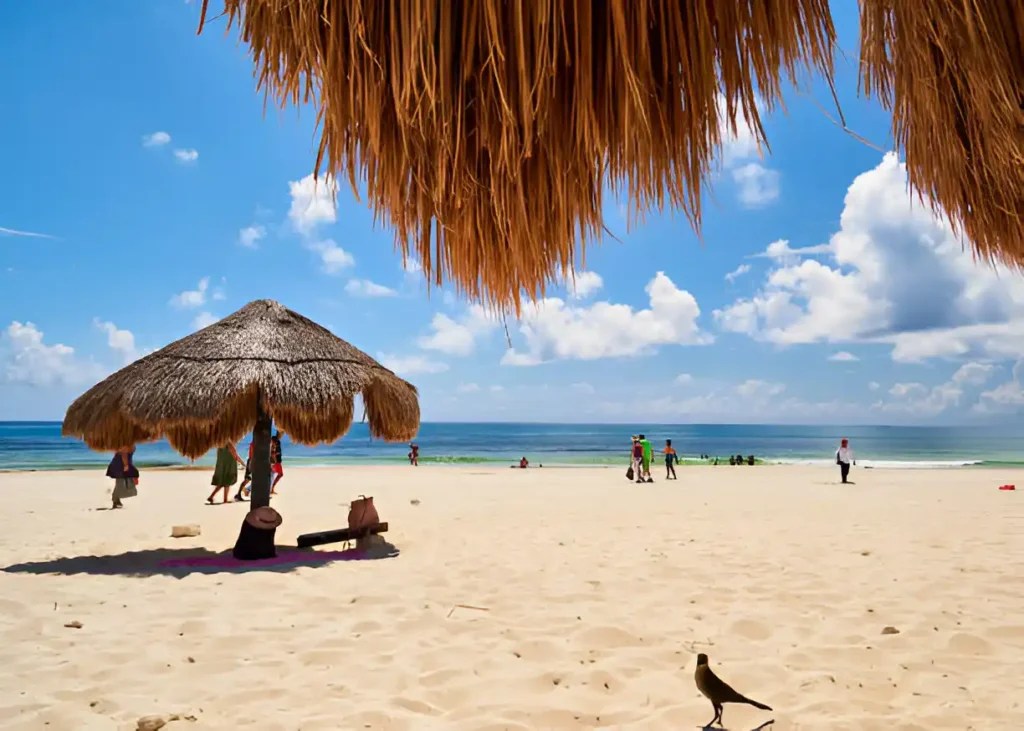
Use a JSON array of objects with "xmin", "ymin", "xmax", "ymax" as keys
[{"xmin": 0, "ymin": 465, "xmax": 1022, "ymax": 730}]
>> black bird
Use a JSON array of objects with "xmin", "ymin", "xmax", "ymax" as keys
[{"xmin": 694, "ymin": 653, "xmax": 772, "ymax": 728}]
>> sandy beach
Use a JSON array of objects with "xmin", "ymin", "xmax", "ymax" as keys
[{"xmin": 0, "ymin": 464, "xmax": 1021, "ymax": 730}]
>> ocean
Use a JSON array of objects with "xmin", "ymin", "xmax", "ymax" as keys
[{"xmin": 0, "ymin": 422, "xmax": 1021, "ymax": 471}]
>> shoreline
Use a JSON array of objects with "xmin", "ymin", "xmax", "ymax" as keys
[{"xmin": 0, "ymin": 458, "xmax": 1008, "ymax": 474}]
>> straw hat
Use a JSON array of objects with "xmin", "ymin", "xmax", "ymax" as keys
[{"xmin": 245, "ymin": 506, "xmax": 282, "ymax": 530}]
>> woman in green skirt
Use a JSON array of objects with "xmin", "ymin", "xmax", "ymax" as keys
[{"xmin": 206, "ymin": 442, "xmax": 245, "ymax": 505}]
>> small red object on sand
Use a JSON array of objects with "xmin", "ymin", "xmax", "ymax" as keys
[{"xmin": 998, "ymin": 484, "xmax": 1015, "ymax": 491}]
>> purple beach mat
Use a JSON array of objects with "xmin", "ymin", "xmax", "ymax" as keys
[{"xmin": 160, "ymin": 548, "xmax": 368, "ymax": 569}]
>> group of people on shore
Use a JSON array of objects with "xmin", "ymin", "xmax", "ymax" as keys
[
  {"xmin": 630, "ymin": 435, "xmax": 680, "ymax": 483},
  {"xmin": 206, "ymin": 431, "xmax": 285, "ymax": 504}
]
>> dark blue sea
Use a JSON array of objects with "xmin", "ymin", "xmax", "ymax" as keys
[{"xmin": 1, "ymin": 422, "xmax": 1021, "ymax": 471}]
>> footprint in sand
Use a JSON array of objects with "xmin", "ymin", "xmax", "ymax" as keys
[
  {"xmin": 947, "ymin": 632, "xmax": 994, "ymax": 655},
  {"xmin": 730, "ymin": 619, "xmax": 773, "ymax": 641},
  {"xmin": 573, "ymin": 625, "xmax": 644, "ymax": 649}
]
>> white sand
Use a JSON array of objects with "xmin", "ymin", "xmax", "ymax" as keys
[{"xmin": 0, "ymin": 464, "xmax": 1022, "ymax": 730}]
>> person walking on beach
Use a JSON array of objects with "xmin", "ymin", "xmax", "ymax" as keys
[
  {"xmin": 207, "ymin": 441, "xmax": 245, "ymax": 504},
  {"xmin": 663, "ymin": 439, "xmax": 678, "ymax": 480},
  {"xmin": 836, "ymin": 438, "xmax": 855, "ymax": 483},
  {"xmin": 631, "ymin": 436, "xmax": 644, "ymax": 483},
  {"xmin": 639, "ymin": 434, "xmax": 654, "ymax": 483},
  {"xmin": 234, "ymin": 441, "xmax": 254, "ymax": 501},
  {"xmin": 270, "ymin": 431, "xmax": 284, "ymax": 494},
  {"xmin": 106, "ymin": 445, "xmax": 139, "ymax": 509},
  {"xmin": 408, "ymin": 442, "xmax": 419, "ymax": 466}
]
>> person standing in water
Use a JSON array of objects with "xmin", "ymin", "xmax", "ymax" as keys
[
  {"xmin": 208, "ymin": 441, "xmax": 245, "ymax": 504},
  {"xmin": 663, "ymin": 439, "xmax": 678, "ymax": 480},
  {"xmin": 270, "ymin": 431, "xmax": 285, "ymax": 494},
  {"xmin": 836, "ymin": 438, "xmax": 855, "ymax": 483}
]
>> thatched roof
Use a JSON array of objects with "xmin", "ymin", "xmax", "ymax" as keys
[
  {"xmin": 197, "ymin": 0, "xmax": 1023, "ymax": 312},
  {"xmin": 62, "ymin": 300, "xmax": 419, "ymax": 459}
]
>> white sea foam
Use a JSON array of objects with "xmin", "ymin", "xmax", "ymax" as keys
[{"xmin": 767, "ymin": 458, "xmax": 983, "ymax": 469}]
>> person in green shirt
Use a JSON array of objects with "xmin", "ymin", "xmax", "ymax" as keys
[{"xmin": 639, "ymin": 434, "xmax": 653, "ymax": 482}]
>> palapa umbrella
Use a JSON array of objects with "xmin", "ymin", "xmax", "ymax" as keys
[
  {"xmin": 62, "ymin": 299, "xmax": 420, "ymax": 513},
  {"xmin": 196, "ymin": 0, "xmax": 1023, "ymax": 313}
]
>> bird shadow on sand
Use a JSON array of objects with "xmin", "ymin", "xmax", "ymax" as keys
[
  {"xmin": 699, "ymin": 721, "xmax": 774, "ymax": 731},
  {"xmin": 2, "ymin": 541, "xmax": 399, "ymax": 579}
]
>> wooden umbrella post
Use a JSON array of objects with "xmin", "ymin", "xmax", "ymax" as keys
[
  {"xmin": 249, "ymin": 396, "xmax": 273, "ymax": 510},
  {"xmin": 231, "ymin": 393, "xmax": 280, "ymax": 560}
]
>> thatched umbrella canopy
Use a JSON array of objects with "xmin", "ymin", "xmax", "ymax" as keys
[
  {"xmin": 197, "ymin": 0, "xmax": 1022, "ymax": 313},
  {"xmin": 62, "ymin": 299, "xmax": 419, "ymax": 509}
]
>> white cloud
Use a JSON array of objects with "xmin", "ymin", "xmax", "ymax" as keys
[
  {"xmin": 417, "ymin": 305, "xmax": 499, "ymax": 356},
  {"xmin": 715, "ymin": 95, "xmax": 780, "ymax": 207},
  {"xmin": 288, "ymin": 173, "xmax": 338, "ymax": 234},
  {"xmin": 489, "ymin": 385, "xmax": 504, "ymax": 392},
  {"xmin": 306, "ymin": 240, "xmax": 354, "ymax": 274},
  {"xmin": 976, "ymin": 361, "xmax": 1024, "ymax": 413},
  {"xmin": 868, "ymin": 381, "xmax": 881, "ymax": 391},
  {"xmin": 169, "ymin": 277, "xmax": 210, "ymax": 309},
  {"xmin": 377, "ymin": 353, "xmax": 448, "ymax": 376},
  {"xmin": 874, "ymin": 361, "xmax": 995, "ymax": 417},
  {"xmin": 456, "ymin": 383, "xmax": 480, "ymax": 394},
  {"xmin": 731, "ymin": 163, "xmax": 780, "ymax": 208},
  {"xmin": 828, "ymin": 351, "xmax": 859, "ymax": 362},
  {"xmin": 564, "ymin": 270, "xmax": 603, "ymax": 299},
  {"xmin": 142, "ymin": 131, "xmax": 171, "ymax": 147},
  {"xmin": 238, "ymin": 225, "xmax": 265, "ymax": 248},
  {"xmin": 715, "ymin": 153, "xmax": 1024, "ymax": 364},
  {"xmin": 749, "ymin": 239, "xmax": 833, "ymax": 264},
  {"xmin": 173, "ymin": 148, "xmax": 199, "ymax": 164},
  {"xmin": 192, "ymin": 312, "xmax": 218, "ymax": 330},
  {"xmin": 735, "ymin": 379, "xmax": 785, "ymax": 399},
  {"xmin": 345, "ymin": 279, "xmax": 398, "ymax": 298},
  {"xmin": 502, "ymin": 272, "xmax": 710, "ymax": 365},
  {"xmin": 3, "ymin": 322, "xmax": 101, "ymax": 387},
  {"xmin": 211, "ymin": 278, "xmax": 227, "ymax": 301},
  {"xmin": 674, "ymin": 373, "xmax": 693, "ymax": 385},
  {"xmin": 0, "ymin": 226, "xmax": 57, "ymax": 240},
  {"xmin": 571, "ymin": 382, "xmax": 596, "ymax": 394},
  {"xmin": 93, "ymin": 319, "xmax": 141, "ymax": 365},
  {"xmin": 724, "ymin": 264, "xmax": 751, "ymax": 283}
]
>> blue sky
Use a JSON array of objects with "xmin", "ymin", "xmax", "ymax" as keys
[{"xmin": 3, "ymin": 2, "xmax": 1024, "ymax": 425}]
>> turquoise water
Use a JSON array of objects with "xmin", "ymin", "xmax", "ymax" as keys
[{"xmin": 1, "ymin": 422, "xmax": 1022, "ymax": 471}]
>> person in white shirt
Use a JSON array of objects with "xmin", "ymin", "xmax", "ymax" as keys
[{"xmin": 836, "ymin": 438, "xmax": 855, "ymax": 483}]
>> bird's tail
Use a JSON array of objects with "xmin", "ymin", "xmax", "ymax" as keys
[{"xmin": 740, "ymin": 695, "xmax": 773, "ymax": 711}]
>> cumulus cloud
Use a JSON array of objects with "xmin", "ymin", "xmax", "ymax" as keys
[
  {"xmin": 192, "ymin": 312, "xmax": 218, "ymax": 330},
  {"xmin": 828, "ymin": 351, "xmax": 858, "ymax": 362},
  {"xmin": 975, "ymin": 360, "xmax": 1024, "ymax": 414},
  {"xmin": 288, "ymin": 173, "xmax": 338, "ymax": 234},
  {"xmin": 93, "ymin": 319, "xmax": 142, "ymax": 365},
  {"xmin": 724, "ymin": 264, "xmax": 751, "ymax": 283},
  {"xmin": 874, "ymin": 361, "xmax": 996, "ymax": 417},
  {"xmin": 345, "ymin": 279, "xmax": 398, "ymax": 298},
  {"xmin": 2, "ymin": 321, "xmax": 102, "ymax": 387},
  {"xmin": 306, "ymin": 240, "xmax": 354, "ymax": 274},
  {"xmin": 715, "ymin": 95, "xmax": 780, "ymax": 207},
  {"xmin": 169, "ymin": 278, "xmax": 210, "ymax": 309},
  {"xmin": 502, "ymin": 272, "xmax": 710, "ymax": 366},
  {"xmin": 238, "ymin": 225, "xmax": 266, "ymax": 248},
  {"xmin": 417, "ymin": 305, "xmax": 499, "ymax": 356},
  {"xmin": 142, "ymin": 131, "xmax": 171, "ymax": 147},
  {"xmin": 563, "ymin": 270, "xmax": 603, "ymax": 299},
  {"xmin": 173, "ymin": 148, "xmax": 199, "ymax": 164},
  {"xmin": 714, "ymin": 153, "xmax": 1024, "ymax": 363},
  {"xmin": 378, "ymin": 353, "xmax": 448, "ymax": 376}
]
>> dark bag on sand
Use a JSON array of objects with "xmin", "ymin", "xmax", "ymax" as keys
[
  {"xmin": 348, "ymin": 495, "xmax": 379, "ymax": 532},
  {"xmin": 625, "ymin": 465, "xmax": 635, "ymax": 481}
]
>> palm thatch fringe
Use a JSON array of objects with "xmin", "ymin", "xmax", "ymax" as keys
[
  {"xmin": 860, "ymin": 0, "xmax": 1024, "ymax": 268},
  {"xmin": 62, "ymin": 300, "xmax": 419, "ymax": 459},
  {"xmin": 197, "ymin": 0, "xmax": 1021, "ymax": 311}
]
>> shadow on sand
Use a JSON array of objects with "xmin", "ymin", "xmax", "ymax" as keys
[
  {"xmin": 700, "ymin": 720, "xmax": 775, "ymax": 731},
  {"xmin": 2, "ymin": 542, "xmax": 399, "ymax": 579}
]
